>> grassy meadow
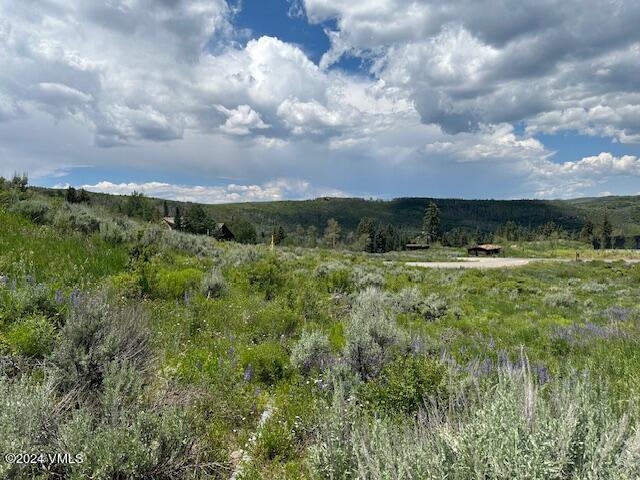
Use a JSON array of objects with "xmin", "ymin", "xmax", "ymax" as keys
[{"xmin": 1, "ymin": 188, "xmax": 639, "ymax": 479}]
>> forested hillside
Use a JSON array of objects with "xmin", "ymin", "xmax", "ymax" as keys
[{"xmin": 37, "ymin": 187, "xmax": 640, "ymax": 236}]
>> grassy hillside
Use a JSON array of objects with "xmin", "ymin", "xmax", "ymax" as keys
[
  {"xmin": 38, "ymin": 187, "xmax": 640, "ymax": 235},
  {"xmin": 2, "ymin": 188, "xmax": 640, "ymax": 478}
]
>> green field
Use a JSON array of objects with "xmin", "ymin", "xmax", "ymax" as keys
[{"xmin": 1, "ymin": 188, "xmax": 640, "ymax": 479}]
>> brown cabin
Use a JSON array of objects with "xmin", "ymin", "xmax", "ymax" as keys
[
  {"xmin": 467, "ymin": 244, "xmax": 502, "ymax": 256},
  {"xmin": 405, "ymin": 243, "xmax": 431, "ymax": 251},
  {"xmin": 212, "ymin": 223, "xmax": 235, "ymax": 241}
]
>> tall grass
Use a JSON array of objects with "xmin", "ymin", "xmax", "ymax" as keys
[{"xmin": 311, "ymin": 361, "xmax": 640, "ymax": 479}]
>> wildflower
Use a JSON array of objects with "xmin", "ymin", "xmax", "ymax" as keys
[
  {"xmin": 244, "ymin": 364, "xmax": 253, "ymax": 381},
  {"xmin": 70, "ymin": 289, "xmax": 81, "ymax": 305}
]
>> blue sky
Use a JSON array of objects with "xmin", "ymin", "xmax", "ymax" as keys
[{"xmin": 1, "ymin": 0, "xmax": 640, "ymax": 202}]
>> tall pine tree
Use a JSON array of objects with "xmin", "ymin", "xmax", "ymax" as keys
[{"xmin": 422, "ymin": 201, "xmax": 441, "ymax": 243}]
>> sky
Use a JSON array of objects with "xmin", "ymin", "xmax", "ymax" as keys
[{"xmin": 1, "ymin": 0, "xmax": 640, "ymax": 203}]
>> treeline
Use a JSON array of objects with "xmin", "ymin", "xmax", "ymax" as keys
[{"xmin": 21, "ymin": 183, "xmax": 639, "ymax": 251}]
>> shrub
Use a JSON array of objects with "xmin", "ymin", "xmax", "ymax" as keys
[
  {"xmin": 543, "ymin": 290, "xmax": 577, "ymax": 308},
  {"xmin": 311, "ymin": 365, "xmax": 640, "ymax": 479},
  {"xmin": 392, "ymin": 286, "xmax": 448, "ymax": 321},
  {"xmin": 359, "ymin": 355, "xmax": 448, "ymax": 416},
  {"xmin": 0, "ymin": 376, "xmax": 198, "ymax": 480},
  {"xmin": 200, "ymin": 268, "xmax": 227, "ymax": 299},
  {"xmin": 248, "ymin": 257, "xmax": 284, "ymax": 300},
  {"xmin": 290, "ymin": 330, "xmax": 333, "ymax": 375},
  {"xmin": 344, "ymin": 288, "xmax": 405, "ymax": 380},
  {"xmin": 8, "ymin": 199, "xmax": 52, "ymax": 224},
  {"xmin": 53, "ymin": 204, "xmax": 101, "ymax": 234},
  {"xmin": 222, "ymin": 244, "xmax": 263, "ymax": 267},
  {"xmin": 49, "ymin": 294, "xmax": 151, "ymax": 408},
  {"xmin": 0, "ymin": 376, "xmax": 59, "ymax": 479},
  {"xmin": 353, "ymin": 266, "xmax": 385, "ymax": 290},
  {"xmin": 109, "ymin": 272, "xmax": 143, "ymax": 299},
  {"xmin": 0, "ymin": 282, "xmax": 60, "ymax": 320},
  {"xmin": 153, "ymin": 268, "xmax": 203, "ymax": 299},
  {"xmin": 326, "ymin": 268, "xmax": 353, "ymax": 293},
  {"xmin": 100, "ymin": 218, "xmax": 137, "ymax": 245},
  {"xmin": 241, "ymin": 342, "xmax": 290, "ymax": 385},
  {"xmin": 253, "ymin": 418, "xmax": 294, "ymax": 463},
  {"xmin": 61, "ymin": 407, "xmax": 195, "ymax": 479},
  {"xmin": 5, "ymin": 314, "xmax": 56, "ymax": 358},
  {"xmin": 249, "ymin": 304, "xmax": 299, "ymax": 341},
  {"xmin": 163, "ymin": 229, "xmax": 220, "ymax": 257}
]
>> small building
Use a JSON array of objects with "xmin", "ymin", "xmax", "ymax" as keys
[
  {"xmin": 467, "ymin": 244, "xmax": 502, "ymax": 256},
  {"xmin": 161, "ymin": 216, "xmax": 176, "ymax": 230},
  {"xmin": 405, "ymin": 243, "xmax": 431, "ymax": 251},
  {"xmin": 212, "ymin": 223, "xmax": 235, "ymax": 241}
]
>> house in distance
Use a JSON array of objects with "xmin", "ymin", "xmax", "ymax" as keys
[
  {"xmin": 467, "ymin": 244, "xmax": 502, "ymax": 256},
  {"xmin": 212, "ymin": 223, "xmax": 235, "ymax": 241},
  {"xmin": 405, "ymin": 243, "xmax": 431, "ymax": 251},
  {"xmin": 160, "ymin": 217, "xmax": 235, "ymax": 241},
  {"xmin": 161, "ymin": 216, "xmax": 176, "ymax": 230}
]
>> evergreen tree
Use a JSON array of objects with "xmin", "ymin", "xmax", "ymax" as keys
[
  {"xmin": 422, "ymin": 201, "xmax": 441, "ymax": 243},
  {"xmin": 77, "ymin": 188, "xmax": 90, "ymax": 203},
  {"xmin": 163, "ymin": 200, "xmax": 169, "ymax": 217},
  {"xmin": 307, "ymin": 225, "xmax": 318, "ymax": 247},
  {"xmin": 580, "ymin": 220, "xmax": 594, "ymax": 243},
  {"xmin": 229, "ymin": 218, "xmax": 257, "ymax": 244},
  {"xmin": 11, "ymin": 172, "xmax": 28, "ymax": 192},
  {"xmin": 272, "ymin": 225, "xmax": 286, "ymax": 245},
  {"xmin": 602, "ymin": 213, "xmax": 613, "ymax": 249},
  {"xmin": 323, "ymin": 218, "xmax": 341, "ymax": 248},
  {"xmin": 356, "ymin": 217, "xmax": 376, "ymax": 252},
  {"xmin": 65, "ymin": 186, "xmax": 77, "ymax": 203},
  {"xmin": 183, "ymin": 204, "xmax": 212, "ymax": 234},
  {"xmin": 174, "ymin": 206, "xmax": 182, "ymax": 230},
  {"xmin": 124, "ymin": 191, "xmax": 153, "ymax": 220}
]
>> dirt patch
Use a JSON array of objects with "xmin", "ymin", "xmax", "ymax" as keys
[
  {"xmin": 406, "ymin": 257, "xmax": 538, "ymax": 269},
  {"xmin": 406, "ymin": 257, "xmax": 640, "ymax": 269}
]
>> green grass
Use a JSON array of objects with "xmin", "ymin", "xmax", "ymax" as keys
[
  {"xmin": 0, "ymin": 208, "xmax": 128, "ymax": 287},
  {"xmin": 1, "ymin": 194, "xmax": 640, "ymax": 479}
]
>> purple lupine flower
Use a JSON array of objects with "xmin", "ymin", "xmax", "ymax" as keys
[
  {"xmin": 480, "ymin": 358, "xmax": 494, "ymax": 376},
  {"xmin": 535, "ymin": 364, "xmax": 550, "ymax": 385},
  {"xmin": 243, "ymin": 363, "xmax": 253, "ymax": 381},
  {"xmin": 498, "ymin": 351, "xmax": 509, "ymax": 368},
  {"xmin": 603, "ymin": 306, "xmax": 631, "ymax": 323},
  {"xmin": 488, "ymin": 336, "xmax": 496, "ymax": 350},
  {"xmin": 183, "ymin": 291, "xmax": 190, "ymax": 305},
  {"xmin": 70, "ymin": 289, "xmax": 81, "ymax": 306},
  {"xmin": 26, "ymin": 275, "xmax": 35, "ymax": 285},
  {"xmin": 228, "ymin": 345, "xmax": 235, "ymax": 358},
  {"xmin": 55, "ymin": 289, "xmax": 64, "ymax": 304},
  {"xmin": 255, "ymin": 387, "xmax": 261, "ymax": 397},
  {"xmin": 0, "ymin": 275, "xmax": 8, "ymax": 286}
]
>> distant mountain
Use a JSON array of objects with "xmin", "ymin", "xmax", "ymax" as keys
[{"xmin": 37, "ymin": 187, "xmax": 640, "ymax": 235}]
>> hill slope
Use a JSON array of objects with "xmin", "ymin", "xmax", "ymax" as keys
[{"xmin": 37, "ymin": 188, "xmax": 640, "ymax": 235}]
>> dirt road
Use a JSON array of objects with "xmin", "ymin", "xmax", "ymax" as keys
[
  {"xmin": 406, "ymin": 257, "xmax": 640, "ymax": 269},
  {"xmin": 406, "ymin": 257, "xmax": 538, "ymax": 269}
]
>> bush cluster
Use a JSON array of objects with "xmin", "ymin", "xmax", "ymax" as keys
[
  {"xmin": 344, "ymin": 288, "xmax": 405, "ymax": 380},
  {"xmin": 290, "ymin": 330, "xmax": 333, "ymax": 375}
]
